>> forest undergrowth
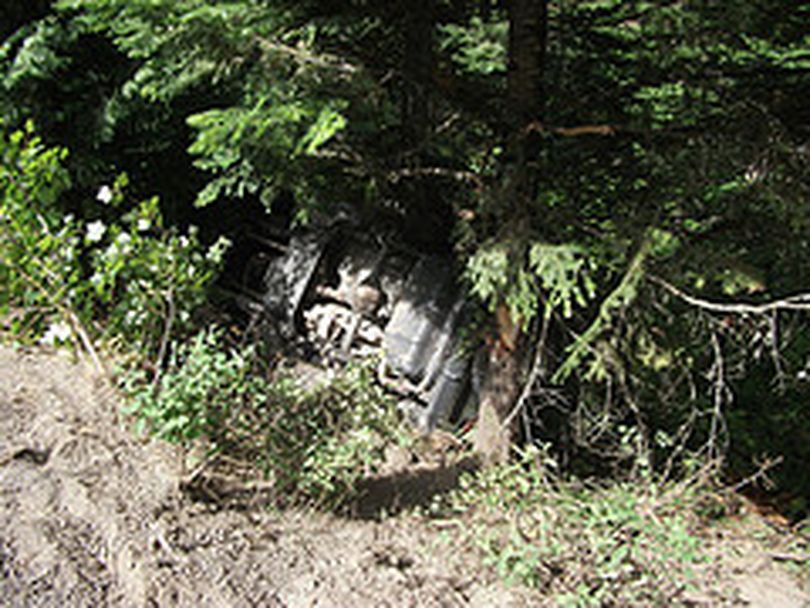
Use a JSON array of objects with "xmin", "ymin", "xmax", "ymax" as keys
[
  {"xmin": 2, "ymin": 0, "xmax": 810, "ymax": 602},
  {"xmin": 2, "ymin": 120, "xmax": 810, "ymax": 605}
]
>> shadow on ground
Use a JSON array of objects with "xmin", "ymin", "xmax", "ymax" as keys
[{"xmin": 349, "ymin": 456, "xmax": 480, "ymax": 520}]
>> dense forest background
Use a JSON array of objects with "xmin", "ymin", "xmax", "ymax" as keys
[{"xmin": 1, "ymin": 0, "xmax": 809, "ymax": 512}]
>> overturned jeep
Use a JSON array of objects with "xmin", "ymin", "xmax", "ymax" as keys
[{"xmin": 233, "ymin": 214, "xmax": 479, "ymax": 432}]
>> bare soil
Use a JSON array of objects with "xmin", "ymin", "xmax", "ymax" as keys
[{"xmin": 0, "ymin": 346, "xmax": 807, "ymax": 607}]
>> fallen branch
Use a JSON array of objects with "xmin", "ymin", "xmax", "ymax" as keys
[
  {"xmin": 725, "ymin": 455, "xmax": 784, "ymax": 494},
  {"xmin": 769, "ymin": 552, "xmax": 810, "ymax": 563}
]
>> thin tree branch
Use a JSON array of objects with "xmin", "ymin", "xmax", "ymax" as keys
[
  {"xmin": 768, "ymin": 311, "xmax": 787, "ymax": 392},
  {"xmin": 650, "ymin": 275, "xmax": 810, "ymax": 314},
  {"xmin": 725, "ymin": 455, "xmax": 783, "ymax": 494},
  {"xmin": 254, "ymin": 36, "xmax": 358, "ymax": 75},
  {"xmin": 387, "ymin": 166, "xmax": 485, "ymax": 188},
  {"xmin": 504, "ymin": 311, "xmax": 550, "ymax": 430},
  {"xmin": 769, "ymin": 552, "xmax": 810, "ymax": 563},
  {"xmin": 151, "ymin": 289, "xmax": 176, "ymax": 397},
  {"xmin": 707, "ymin": 330, "xmax": 730, "ymax": 461}
]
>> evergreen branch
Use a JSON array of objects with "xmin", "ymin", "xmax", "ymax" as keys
[{"xmin": 552, "ymin": 238, "xmax": 651, "ymax": 384}]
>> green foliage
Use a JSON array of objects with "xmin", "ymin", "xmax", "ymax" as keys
[
  {"xmin": 53, "ymin": 0, "xmax": 362, "ymax": 213},
  {"xmin": 271, "ymin": 363, "xmax": 404, "ymax": 509},
  {"xmin": 121, "ymin": 327, "xmax": 264, "ymax": 443},
  {"xmin": 88, "ymin": 191, "xmax": 229, "ymax": 353},
  {"xmin": 439, "ymin": 17, "xmax": 508, "ymax": 76},
  {"xmin": 436, "ymin": 448, "xmax": 703, "ymax": 605},
  {"xmin": 1, "ymin": 121, "xmax": 81, "ymax": 338},
  {"xmin": 187, "ymin": 96, "xmax": 348, "ymax": 209},
  {"xmin": 3, "ymin": 0, "xmax": 809, "ymax": 501},
  {"xmin": 553, "ymin": 238, "xmax": 650, "ymax": 384},
  {"xmin": 1, "ymin": 17, "xmax": 75, "ymax": 87},
  {"xmin": 466, "ymin": 241, "xmax": 596, "ymax": 327},
  {"xmin": 0, "ymin": 7, "xmax": 131, "ymax": 191},
  {"xmin": 123, "ymin": 337, "xmax": 404, "ymax": 510},
  {"xmin": 0, "ymin": 123, "xmax": 226, "ymax": 356}
]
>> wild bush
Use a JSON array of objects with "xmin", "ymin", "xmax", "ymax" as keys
[
  {"xmin": 123, "ymin": 332, "xmax": 406, "ymax": 510},
  {"xmin": 257, "ymin": 362, "xmax": 407, "ymax": 510},
  {"xmin": 120, "ymin": 327, "xmax": 266, "ymax": 444},
  {"xmin": 1, "ymin": 121, "xmax": 76, "ymax": 339},
  {"xmin": 434, "ymin": 446, "xmax": 703, "ymax": 606},
  {"xmin": 0, "ymin": 122, "xmax": 228, "ymax": 364}
]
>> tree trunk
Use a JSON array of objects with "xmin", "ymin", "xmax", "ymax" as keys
[
  {"xmin": 507, "ymin": 0, "xmax": 547, "ymax": 131},
  {"xmin": 403, "ymin": 0, "xmax": 435, "ymax": 150},
  {"xmin": 474, "ymin": 0, "xmax": 548, "ymax": 465},
  {"xmin": 474, "ymin": 303, "xmax": 524, "ymax": 465}
]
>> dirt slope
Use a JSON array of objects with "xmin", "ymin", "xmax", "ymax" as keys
[
  {"xmin": 0, "ymin": 346, "xmax": 806, "ymax": 607},
  {"xmin": 0, "ymin": 347, "xmax": 537, "ymax": 607}
]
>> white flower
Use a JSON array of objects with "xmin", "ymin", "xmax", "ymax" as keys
[
  {"xmin": 41, "ymin": 321, "xmax": 72, "ymax": 346},
  {"xmin": 103, "ymin": 242, "xmax": 119, "ymax": 260},
  {"xmin": 96, "ymin": 185, "xmax": 113, "ymax": 204},
  {"xmin": 116, "ymin": 233, "xmax": 132, "ymax": 254},
  {"xmin": 86, "ymin": 220, "xmax": 107, "ymax": 243},
  {"xmin": 206, "ymin": 236, "xmax": 231, "ymax": 263},
  {"xmin": 137, "ymin": 218, "xmax": 151, "ymax": 232}
]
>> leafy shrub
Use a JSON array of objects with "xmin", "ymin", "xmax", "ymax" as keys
[
  {"xmin": 257, "ymin": 362, "xmax": 406, "ymax": 509},
  {"xmin": 0, "ymin": 121, "xmax": 77, "ymax": 338},
  {"xmin": 123, "ymin": 332, "xmax": 405, "ymax": 510},
  {"xmin": 0, "ymin": 122, "xmax": 227, "ymax": 359},
  {"xmin": 434, "ymin": 447, "xmax": 703, "ymax": 606},
  {"xmin": 88, "ymin": 189, "xmax": 229, "ymax": 356},
  {"xmin": 121, "ymin": 327, "xmax": 266, "ymax": 444}
]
